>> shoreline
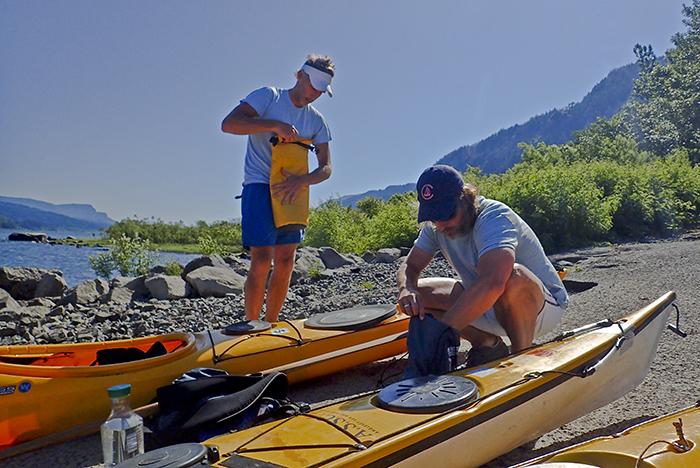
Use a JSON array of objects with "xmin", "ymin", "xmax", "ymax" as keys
[{"xmin": 3, "ymin": 231, "xmax": 700, "ymax": 467}]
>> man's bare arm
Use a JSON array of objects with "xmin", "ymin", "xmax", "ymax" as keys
[
  {"xmin": 221, "ymin": 102, "xmax": 297, "ymax": 141},
  {"xmin": 441, "ymin": 248, "xmax": 515, "ymax": 330}
]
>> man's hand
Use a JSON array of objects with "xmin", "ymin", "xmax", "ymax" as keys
[
  {"xmin": 398, "ymin": 287, "xmax": 426, "ymax": 320},
  {"xmin": 272, "ymin": 169, "xmax": 306, "ymax": 205},
  {"xmin": 275, "ymin": 123, "xmax": 299, "ymax": 143}
]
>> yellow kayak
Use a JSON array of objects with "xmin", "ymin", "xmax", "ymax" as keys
[
  {"xmin": 515, "ymin": 402, "xmax": 700, "ymax": 468},
  {"xmin": 0, "ymin": 305, "xmax": 408, "ymax": 449},
  {"xmin": 196, "ymin": 292, "xmax": 677, "ymax": 468}
]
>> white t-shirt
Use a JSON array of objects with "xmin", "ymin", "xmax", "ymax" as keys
[
  {"xmin": 414, "ymin": 196, "xmax": 569, "ymax": 308},
  {"xmin": 241, "ymin": 87, "xmax": 332, "ymax": 185}
]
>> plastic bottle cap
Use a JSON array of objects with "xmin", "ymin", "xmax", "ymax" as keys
[{"xmin": 107, "ymin": 384, "xmax": 131, "ymax": 398}]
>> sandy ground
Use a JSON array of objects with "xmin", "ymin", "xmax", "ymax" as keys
[{"xmin": 4, "ymin": 231, "xmax": 699, "ymax": 467}]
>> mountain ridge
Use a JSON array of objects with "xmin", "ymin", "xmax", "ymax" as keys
[
  {"xmin": 0, "ymin": 196, "xmax": 114, "ymax": 228},
  {"xmin": 339, "ymin": 62, "xmax": 640, "ymax": 206}
]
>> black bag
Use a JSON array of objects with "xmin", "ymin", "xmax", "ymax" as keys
[
  {"xmin": 403, "ymin": 315, "xmax": 460, "ymax": 378},
  {"xmin": 147, "ymin": 372, "xmax": 295, "ymax": 447}
]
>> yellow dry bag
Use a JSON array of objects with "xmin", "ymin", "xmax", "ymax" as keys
[{"xmin": 269, "ymin": 138, "xmax": 313, "ymax": 228}]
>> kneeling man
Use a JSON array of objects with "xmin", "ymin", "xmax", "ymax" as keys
[{"xmin": 397, "ymin": 165, "xmax": 569, "ymax": 368}]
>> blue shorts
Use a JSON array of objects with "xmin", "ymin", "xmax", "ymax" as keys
[{"xmin": 241, "ymin": 183, "xmax": 304, "ymax": 248}]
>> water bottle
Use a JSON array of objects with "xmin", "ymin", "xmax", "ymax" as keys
[{"xmin": 100, "ymin": 384, "xmax": 145, "ymax": 466}]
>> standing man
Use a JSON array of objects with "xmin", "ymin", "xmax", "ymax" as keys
[
  {"xmin": 397, "ymin": 165, "xmax": 568, "ymax": 368},
  {"xmin": 222, "ymin": 54, "xmax": 334, "ymax": 322}
]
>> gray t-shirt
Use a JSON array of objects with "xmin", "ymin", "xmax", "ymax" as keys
[
  {"xmin": 414, "ymin": 196, "xmax": 569, "ymax": 308},
  {"xmin": 241, "ymin": 87, "xmax": 332, "ymax": 185}
]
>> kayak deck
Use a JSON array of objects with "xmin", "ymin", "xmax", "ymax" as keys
[{"xmin": 202, "ymin": 292, "xmax": 675, "ymax": 468}]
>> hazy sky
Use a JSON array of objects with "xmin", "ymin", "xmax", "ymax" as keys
[{"xmin": 1, "ymin": 1, "xmax": 687, "ymax": 223}]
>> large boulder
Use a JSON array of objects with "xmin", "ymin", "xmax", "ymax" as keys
[
  {"xmin": 373, "ymin": 248, "xmax": 402, "ymax": 264},
  {"xmin": 318, "ymin": 247, "xmax": 355, "ymax": 269},
  {"xmin": 145, "ymin": 274, "xmax": 189, "ymax": 300},
  {"xmin": 104, "ymin": 276, "xmax": 149, "ymax": 304},
  {"xmin": 0, "ymin": 288, "xmax": 20, "ymax": 311},
  {"xmin": 291, "ymin": 247, "xmax": 324, "ymax": 284},
  {"xmin": 8, "ymin": 232, "xmax": 48, "ymax": 243},
  {"xmin": 35, "ymin": 272, "xmax": 68, "ymax": 298},
  {"xmin": 223, "ymin": 254, "xmax": 250, "ymax": 276},
  {"xmin": 186, "ymin": 266, "xmax": 245, "ymax": 297},
  {"xmin": 63, "ymin": 279, "xmax": 110, "ymax": 305},
  {"xmin": 0, "ymin": 267, "xmax": 66, "ymax": 300},
  {"xmin": 182, "ymin": 255, "xmax": 228, "ymax": 278}
]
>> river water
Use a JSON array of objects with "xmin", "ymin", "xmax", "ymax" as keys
[{"xmin": 0, "ymin": 228, "xmax": 199, "ymax": 286}]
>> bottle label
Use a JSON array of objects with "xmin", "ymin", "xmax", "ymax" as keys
[{"xmin": 124, "ymin": 426, "xmax": 140, "ymax": 456}]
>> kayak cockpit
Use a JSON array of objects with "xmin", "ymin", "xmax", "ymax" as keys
[{"xmin": 0, "ymin": 333, "xmax": 194, "ymax": 368}]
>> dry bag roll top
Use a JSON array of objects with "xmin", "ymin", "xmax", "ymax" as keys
[{"xmin": 269, "ymin": 138, "xmax": 313, "ymax": 229}]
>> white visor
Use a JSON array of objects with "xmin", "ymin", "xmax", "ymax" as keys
[{"xmin": 302, "ymin": 64, "xmax": 333, "ymax": 97}]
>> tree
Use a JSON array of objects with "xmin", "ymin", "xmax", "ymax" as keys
[{"xmin": 623, "ymin": 1, "xmax": 700, "ymax": 163}]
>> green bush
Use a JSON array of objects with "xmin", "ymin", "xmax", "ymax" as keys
[
  {"xmin": 88, "ymin": 233, "xmax": 158, "ymax": 278},
  {"xmin": 164, "ymin": 261, "xmax": 184, "ymax": 276},
  {"xmin": 88, "ymin": 252, "xmax": 115, "ymax": 279},
  {"xmin": 197, "ymin": 234, "xmax": 230, "ymax": 256},
  {"xmin": 305, "ymin": 194, "xmax": 418, "ymax": 254},
  {"xmin": 106, "ymin": 218, "xmax": 242, "ymax": 252}
]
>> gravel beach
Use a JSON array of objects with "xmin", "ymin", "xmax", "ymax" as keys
[{"xmin": 3, "ymin": 231, "xmax": 699, "ymax": 467}]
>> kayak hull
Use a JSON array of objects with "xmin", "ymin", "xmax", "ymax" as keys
[
  {"xmin": 0, "ymin": 312, "xmax": 408, "ymax": 449},
  {"xmin": 201, "ymin": 292, "xmax": 676, "ymax": 468}
]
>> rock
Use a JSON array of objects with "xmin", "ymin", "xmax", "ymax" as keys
[
  {"xmin": 22, "ymin": 305, "xmax": 51, "ymax": 320},
  {"xmin": 93, "ymin": 309, "xmax": 121, "ymax": 322},
  {"xmin": 318, "ymin": 247, "xmax": 355, "ymax": 269},
  {"xmin": 290, "ymin": 248, "xmax": 324, "ymax": 284},
  {"xmin": 8, "ymin": 232, "xmax": 48, "ymax": 243},
  {"xmin": 347, "ymin": 253, "xmax": 364, "ymax": 264},
  {"xmin": 35, "ymin": 272, "xmax": 67, "ymax": 298},
  {"xmin": 186, "ymin": 266, "xmax": 245, "ymax": 297},
  {"xmin": 361, "ymin": 251, "xmax": 376, "ymax": 263},
  {"xmin": 182, "ymin": 255, "xmax": 228, "ymax": 278},
  {"xmin": 149, "ymin": 265, "xmax": 168, "ymax": 275},
  {"xmin": 0, "ymin": 321, "xmax": 18, "ymax": 337},
  {"xmin": 26, "ymin": 297, "xmax": 56, "ymax": 307},
  {"xmin": 399, "ymin": 247, "xmax": 411, "ymax": 257},
  {"xmin": 104, "ymin": 276, "xmax": 149, "ymax": 304},
  {"xmin": 223, "ymin": 254, "xmax": 250, "ymax": 276},
  {"xmin": 106, "ymin": 286, "xmax": 135, "ymax": 305},
  {"xmin": 373, "ymin": 248, "xmax": 401, "ymax": 263},
  {"xmin": 0, "ymin": 267, "xmax": 64, "ymax": 300},
  {"xmin": 63, "ymin": 279, "xmax": 110, "ymax": 305},
  {"xmin": 145, "ymin": 274, "xmax": 189, "ymax": 300},
  {"xmin": 0, "ymin": 288, "xmax": 20, "ymax": 310}
]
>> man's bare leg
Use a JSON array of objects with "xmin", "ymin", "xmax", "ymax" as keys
[
  {"xmin": 415, "ymin": 277, "xmax": 501, "ymax": 348},
  {"xmin": 264, "ymin": 243, "xmax": 298, "ymax": 322},
  {"xmin": 245, "ymin": 246, "xmax": 273, "ymax": 321},
  {"xmin": 493, "ymin": 264, "xmax": 545, "ymax": 352}
]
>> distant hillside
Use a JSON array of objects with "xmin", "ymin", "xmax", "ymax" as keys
[
  {"xmin": 0, "ymin": 196, "xmax": 114, "ymax": 228},
  {"xmin": 0, "ymin": 201, "xmax": 110, "ymax": 231},
  {"xmin": 340, "ymin": 62, "xmax": 639, "ymax": 206}
]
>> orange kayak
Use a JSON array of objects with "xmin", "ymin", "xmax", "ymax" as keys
[{"xmin": 0, "ymin": 305, "xmax": 408, "ymax": 449}]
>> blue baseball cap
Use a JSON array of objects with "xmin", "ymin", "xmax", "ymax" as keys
[{"xmin": 416, "ymin": 165, "xmax": 464, "ymax": 222}]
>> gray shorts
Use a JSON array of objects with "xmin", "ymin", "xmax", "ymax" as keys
[{"xmin": 471, "ymin": 286, "xmax": 564, "ymax": 338}]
